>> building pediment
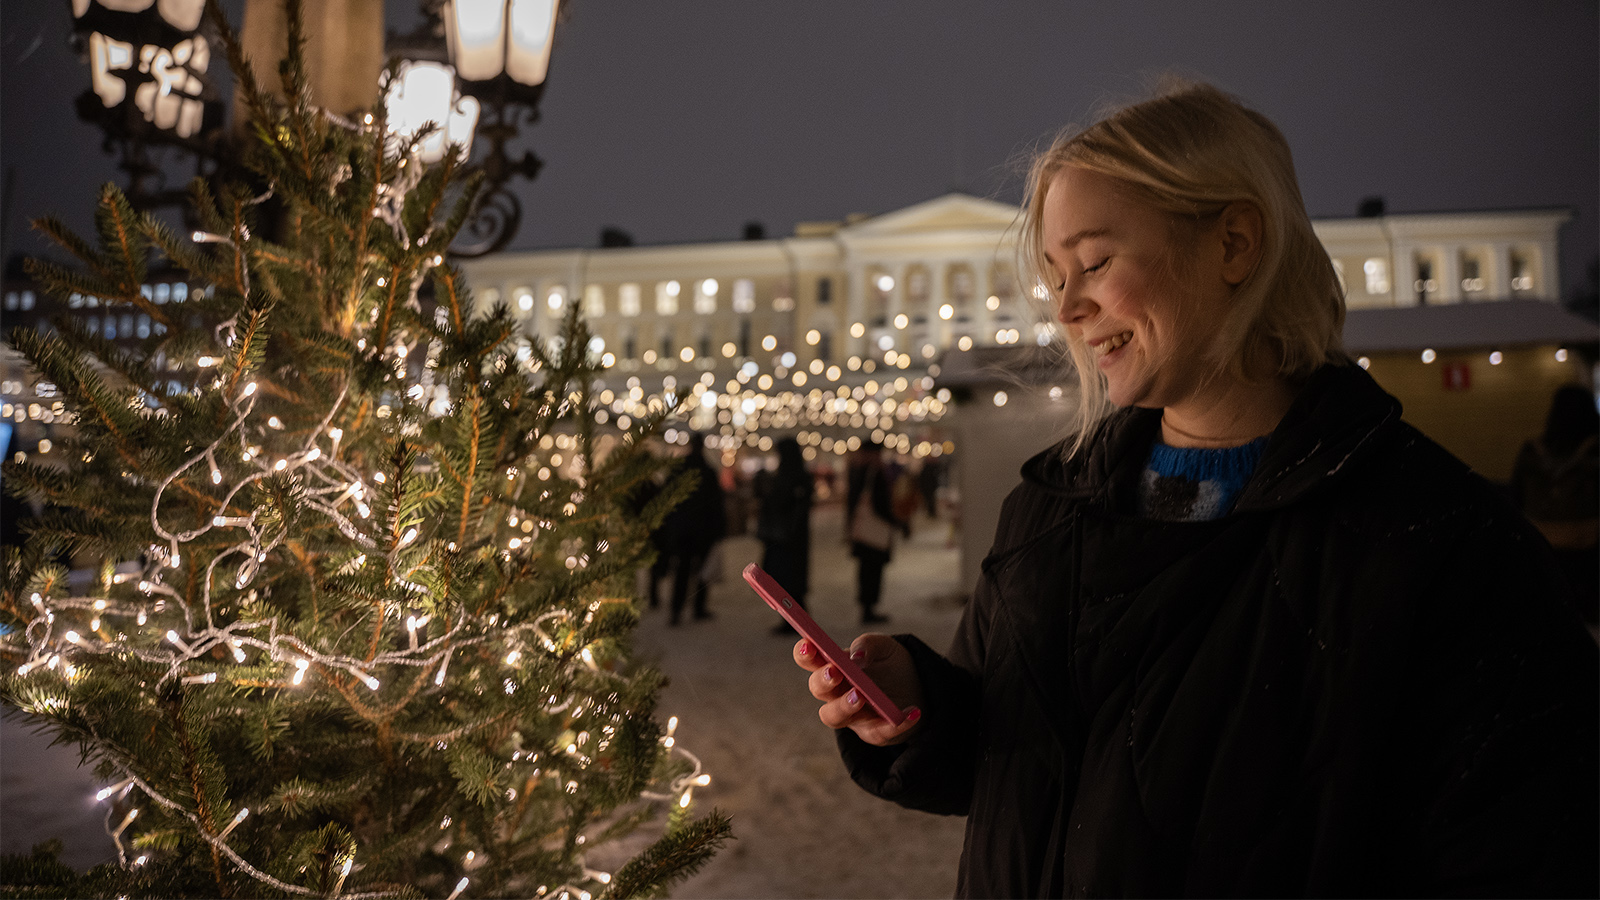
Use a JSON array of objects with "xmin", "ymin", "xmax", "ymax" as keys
[{"xmin": 841, "ymin": 193, "xmax": 1019, "ymax": 238}]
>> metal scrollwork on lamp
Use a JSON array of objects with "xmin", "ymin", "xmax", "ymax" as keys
[{"xmin": 69, "ymin": 0, "xmax": 227, "ymax": 210}]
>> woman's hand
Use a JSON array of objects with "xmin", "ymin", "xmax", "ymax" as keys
[{"xmin": 793, "ymin": 633, "xmax": 923, "ymax": 746}]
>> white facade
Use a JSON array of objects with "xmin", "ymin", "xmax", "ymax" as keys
[{"xmin": 464, "ymin": 197, "xmax": 1572, "ymax": 383}]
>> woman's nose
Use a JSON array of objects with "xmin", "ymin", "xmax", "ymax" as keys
[{"xmin": 1056, "ymin": 284, "xmax": 1092, "ymax": 327}]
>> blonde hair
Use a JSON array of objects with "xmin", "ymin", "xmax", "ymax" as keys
[{"xmin": 1019, "ymin": 80, "xmax": 1346, "ymax": 456}]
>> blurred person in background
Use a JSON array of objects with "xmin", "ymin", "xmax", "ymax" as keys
[
  {"xmin": 1512, "ymin": 383, "xmax": 1599, "ymax": 627},
  {"xmin": 758, "ymin": 437, "xmax": 815, "ymax": 636}
]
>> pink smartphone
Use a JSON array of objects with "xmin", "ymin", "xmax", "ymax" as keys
[{"xmin": 742, "ymin": 562, "xmax": 907, "ymax": 726}]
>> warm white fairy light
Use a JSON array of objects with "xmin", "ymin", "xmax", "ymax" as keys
[
  {"xmin": 1, "ymin": 168, "xmax": 726, "ymax": 900},
  {"xmin": 218, "ymin": 807, "xmax": 250, "ymax": 839}
]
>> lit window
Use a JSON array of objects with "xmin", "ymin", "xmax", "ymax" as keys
[
  {"xmin": 733, "ymin": 279, "xmax": 756, "ymax": 313},
  {"xmin": 695, "ymin": 279, "xmax": 716, "ymax": 315},
  {"xmin": 155, "ymin": 283, "xmax": 170, "ymax": 303},
  {"xmin": 20, "ymin": 291, "xmax": 34, "ymax": 311},
  {"xmin": 655, "ymin": 282, "xmax": 678, "ymax": 316},
  {"xmin": 3, "ymin": 293, "xmax": 15, "ymax": 311},
  {"xmin": 619, "ymin": 283, "xmax": 641, "ymax": 317},
  {"xmin": 172, "ymin": 283, "xmax": 188, "ymax": 302},
  {"xmin": 1363, "ymin": 258, "xmax": 1389, "ymax": 294},
  {"xmin": 584, "ymin": 285, "xmax": 605, "ymax": 318}
]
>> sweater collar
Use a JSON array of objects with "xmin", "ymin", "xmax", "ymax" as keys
[{"xmin": 1021, "ymin": 363, "xmax": 1403, "ymax": 512}]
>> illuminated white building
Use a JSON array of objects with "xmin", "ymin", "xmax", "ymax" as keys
[{"xmin": 464, "ymin": 195, "xmax": 1572, "ymax": 376}]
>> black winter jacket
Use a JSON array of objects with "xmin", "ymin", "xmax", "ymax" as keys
[{"xmin": 840, "ymin": 364, "xmax": 1598, "ymax": 897}]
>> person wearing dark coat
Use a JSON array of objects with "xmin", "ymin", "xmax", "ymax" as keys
[
  {"xmin": 660, "ymin": 433, "xmax": 726, "ymax": 625},
  {"xmin": 758, "ymin": 438, "xmax": 815, "ymax": 636},
  {"xmin": 790, "ymin": 82, "xmax": 1598, "ymax": 897},
  {"xmin": 846, "ymin": 441, "xmax": 901, "ymax": 625},
  {"xmin": 1510, "ymin": 383, "xmax": 1600, "ymax": 626}
]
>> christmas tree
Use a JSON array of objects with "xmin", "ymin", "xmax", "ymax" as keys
[{"xmin": 0, "ymin": 3, "xmax": 730, "ymax": 897}]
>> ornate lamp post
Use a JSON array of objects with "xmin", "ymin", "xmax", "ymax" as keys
[
  {"xmin": 69, "ymin": 0, "xmax": 225, "ymax": 208},
  {"xmin": 431, "ymin": 0, "xmax": 561, "ymax": 256}
]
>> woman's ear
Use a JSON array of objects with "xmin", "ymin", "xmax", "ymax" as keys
[{"xmin": 1218, "ymin": 201, "xmax": 1264, "ymax": 286}]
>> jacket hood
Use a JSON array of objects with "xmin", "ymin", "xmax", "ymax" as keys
[{"xmin": 1018, "ymin": 363, "xmax": 1404, "ymax": 512}]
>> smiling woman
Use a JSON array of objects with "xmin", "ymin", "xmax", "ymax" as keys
[
  {"xmin": 785, "ymin": 80, "xmax": 1598, "ymax": 898},
  {"xmin": 1023, "ymin": 81, "xmax": 1345, "ymax": 454}
]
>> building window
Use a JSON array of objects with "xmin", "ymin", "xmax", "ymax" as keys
[
  {"xmin": 137, "ymin": 315, "xmax": 151, "ymax": 339},
  {"xmin": 619, "ymin": 283, "xmax": 641, "ymax": 317},
  {"xmin": 1413, "ymin": 255, "xmax": 1437, "ymax": 304},
  {"xmin": 1459, "ymin": 253, "xmax": 1484, "ymax": 294},
  {"xmin": 173, "ymin": 282, "xmax": 188, "ymax": 302},
  {"xmin": 695, "ymin": 278, "xmax": 717, "ymax": 315},
  {"xmin": 739, "ymin": 319, "xmax": 751, "ymax": 357},
  {"xmin": 154, "ymin": 283, "xmax": 170, "ymax": 304},
  {"xmin": 1363, "ymin": 258, "xmax": 1389, "ymax": 295},
  {"xmin": 732, "ymin": 278, "xmax": 756, "ymax": 314},
  {"xmin": 659, "ymin": 332, "xmax": 673, "ymax": 361},
  {"xmin": 20, "ymin": 291, "xmax": 34, "ymax": 311},
  {"xmin": 3, "ymin": 292, "xmax": 15, "ymax": 311},
  {"xmin": 656, "ymin": 281, "xmax": 679, "ymax": 316},
  {"xmin": 817, "ymin": 331, "xmax": 832, "ymax": 362},
  {"xmin": 817, "ymin": 277, "xmax": 832, "ymax": 305},
  {"xmin": 699, "ymin": 332, "xmax": 712, "ymax": 359},
  {"xmin": 1511, "ymin": 250, "xmax": 1535, "ymax": 293},
  {"xmin": 584, "ymin": 285, "xmax": 605, "ymax": 318},
  {"xmin": 624, "ymin": 331, "xmax": 637, "ymax": 359}
]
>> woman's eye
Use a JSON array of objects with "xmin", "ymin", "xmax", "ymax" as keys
[{"xmin": 1084, "ymin": 258, "xmax": 1109, "ymax": 275}]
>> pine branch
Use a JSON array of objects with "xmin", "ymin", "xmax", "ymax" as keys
[{"xmin": 602, "ymin": 811, "xmax": 733, "ymax": 900}]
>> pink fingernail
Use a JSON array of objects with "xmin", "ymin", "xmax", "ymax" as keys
[
  {"xmin": 846, "ymin": 689, "xmax": 860, "ymax": 706},
  {"xmin": 824, "ymin": 665, "xmax": 839, "ymax": 683},
  {"xmin": 905, "ymin": 708, "xmax": 922, "ymax": 724},
  {"xmin": 848, "ymin": 649, "xmax": 865, "ymax": 663},
  {"xmin": 799, "ymin": 641, "xmax": 813, "ymax": 657}
]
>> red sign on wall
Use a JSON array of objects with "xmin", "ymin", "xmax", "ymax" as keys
[{"xmin": 1442, "ymin": 362, "xmax": 1471, "ymax": 391}]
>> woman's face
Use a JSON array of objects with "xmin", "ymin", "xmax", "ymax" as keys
[{"xmin": 1041, "ymin": 167, "xmax": 1235, "ymax": 413}]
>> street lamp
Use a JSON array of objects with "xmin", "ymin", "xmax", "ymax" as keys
[
  {"xmin": 70, "ymin": 0, "xmax": 225, "ymax": 207},
  {"xmin": 385, "ymin": 60, "xmax": 481, "ymax": 164},
  {"xmin": 433, "ymin": 0, "xmax": 561, "ymax": 256}
]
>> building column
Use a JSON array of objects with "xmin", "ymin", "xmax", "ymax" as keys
[
  {"xmin": 1437, "ymin": 250, "xmax": 1461, "ymax": 304},
  {"xmin": 1489, "ymin": 243, "xmax": 1513, "ymax": 299},
  {"xmin": 844, "ymin": 263, "xmax": 866, "ymax": 358}
]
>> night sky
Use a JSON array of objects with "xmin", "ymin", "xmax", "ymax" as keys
[{"xmin": 3, "ymin": 2, "xmax": 1596, "ymax": 299}]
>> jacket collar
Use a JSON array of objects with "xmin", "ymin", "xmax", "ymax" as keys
[{"xmin": 1020, "ymin": 363, "xmax": 1404, "ymax": 513}]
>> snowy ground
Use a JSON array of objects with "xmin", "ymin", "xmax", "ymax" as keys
[{"xmin": 1, "ymin": 501, "xmax": 973, "ymax": 898}]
